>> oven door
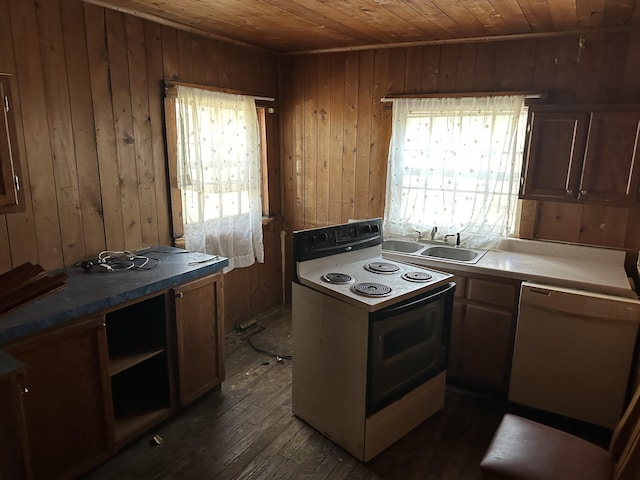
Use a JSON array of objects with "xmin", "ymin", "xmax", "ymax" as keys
[{"xmin": 367, "ymin": 282, "xmax": 455, "ymax": 416}]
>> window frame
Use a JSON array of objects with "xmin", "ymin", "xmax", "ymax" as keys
[
  {"xmin": 384, "ymin": 95, "xmax": 529, "ymax": 242},
  {"xmin": 163, "ymin": 83, "xmax": 273, "ymax": 247}
]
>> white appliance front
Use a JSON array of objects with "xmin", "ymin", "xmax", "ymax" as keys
[
  {"xmin": 291, "ymin": 218, "xmax": 455, "ymax": 460},
  {"xmin": 292, "ymin": 282, "xmax": 447, "ymax": 461},
  {"xmin": 509, "ymin": 282, "xmax": 640, "ymax": 428}
]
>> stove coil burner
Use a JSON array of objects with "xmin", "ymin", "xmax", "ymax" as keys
[
  {"xmin": 322, "ymin": 272, "xmax": 353, "ymax": 284},
  {"xmin": 352, "ymin": 282, "xmax": 393, "ymax": 297},
  {"xmin": 402, "ymin": 271, "xmax": 433, "ymax": 282},
  {"xmin": 364, "ymin": 262, "xmax": 400, "ymax": 274}
]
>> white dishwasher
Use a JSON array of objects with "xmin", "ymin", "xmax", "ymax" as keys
[{"xmin": 509, "ymin": 282, "xmax": 640, "ymax": 429}]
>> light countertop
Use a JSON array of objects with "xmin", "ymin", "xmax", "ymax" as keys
[{"xmin": 383, "ymin": 237, "xmax": 636, "ymax": 298}]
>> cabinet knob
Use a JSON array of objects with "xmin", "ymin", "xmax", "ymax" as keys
[
  {"xmin": 580, "ymin": 190, "xmax": 588, "ymax": 196},
  {"xmin": 566, "ymin": 189, "xmax": 573, "ymax": 195},
  {"xmin": 175, "ymin": 292, "xmax": 184, "ymax": 298},
  {"xmin": 21, "ymin": 386, "xmax": 29, "ymax": 395}
]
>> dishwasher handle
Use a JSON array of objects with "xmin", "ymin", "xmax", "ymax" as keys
[
  {"xmin": 519, "ymin": 302, "xmax": 638, "ymax": 326},
  {"xmin": 527, "ymin": 286, "xmax": 552, "ymax": 296},
  {"xmin": 519, "ymin": 282, "xmax": 640, "ymax": 324}
]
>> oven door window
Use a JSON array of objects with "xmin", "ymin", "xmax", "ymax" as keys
[
  {"xmin": 367, "ymin": 283, "xmax": 454, "ymax": 415},
  {"xmin": 382, "ymin": 314, "xmax": 438, "ymax": 364}
]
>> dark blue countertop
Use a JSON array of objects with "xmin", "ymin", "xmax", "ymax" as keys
[{"xmin": 0, "ymin": 246, "xmax": 228, "ymax": 348}]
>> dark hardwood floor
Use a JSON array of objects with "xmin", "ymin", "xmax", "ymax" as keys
[{"xmin": 83, "ymin": 307, "xmax": 610, "ymax": 479}]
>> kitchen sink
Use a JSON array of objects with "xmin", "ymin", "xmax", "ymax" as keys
[
  {"xmin": 420, "ymin": 245, "xmax": 486, "ymax": 262},
  {"xmin": 382, "ymin": 237, "xmax": 488, "ymax": 264},
  {"xmin": 381, "ymin": 239, "xmax": 423, "ymax": 253}
]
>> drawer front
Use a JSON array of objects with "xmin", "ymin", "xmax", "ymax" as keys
[{"xmin": 467, "ymin": 278, "xmax": 517, "ymax": 308}]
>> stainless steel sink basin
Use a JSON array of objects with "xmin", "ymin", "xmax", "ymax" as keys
[
  {"xmin": 381, "ymin": 239, "xmax": 423, "ymax": 253},
  {"xmin": 420, "ymin": 245, "xmax": 485, "ymax": 262},
  {"xmin": 382, "ymin": 237, "xmax": 488, "ymax": 264}
]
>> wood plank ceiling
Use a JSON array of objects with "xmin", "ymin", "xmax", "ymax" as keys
[{"xmin": 85, "ymin": 0, "xmax": 640, "ymax": 53}]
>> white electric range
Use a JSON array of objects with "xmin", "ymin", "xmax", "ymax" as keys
[{"xmin": 291, "ymin": 218, "xmax": 456, "ymax": 461}]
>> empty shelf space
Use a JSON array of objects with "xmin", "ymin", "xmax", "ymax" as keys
[
  {"xmin": 114, "ymin": 407, "xmax": 173, "ymax": 446},
  {"xmin": 109, "ymin": 347, "xmax": 167, "ymax": 376},
  {"xmin": 111, "ymin": 352, "xmax": 172, "ymax": 443}
]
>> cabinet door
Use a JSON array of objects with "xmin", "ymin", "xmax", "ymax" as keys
[
  {"xmin": 6, "ymin": 317, "xmax": 113, "ymax": 480},
  {"xmin": 580, "ymin": 111, "xmax": 640, "ymax": 203},
  {"xmin": 0, "ymin": 75, "xmax": 20, "ymax": 209},
  {"xmin": 174, "ymin": 273, "xmax": 224, "ymax": 406},
  {"xmin": 447, "ymin": 300, "xmax": 466, "ymax": 378},
  {"xmin": 459, "ymin": 304, "xmax": 514, "ymax": 390},
  {"xmin": 520, "ymin": 111, "xmax": 589, "ymax": 200},
  {"xmin": 0, "ymin": 368, "xmax": 31, "ymax": 480},
  {"xmin": 467, "ymin": 278, "xmax": 518, "ymax": 308},
  {"xmin": 446, "ymin": 275, "xmax": 466, "ymax": 378}
]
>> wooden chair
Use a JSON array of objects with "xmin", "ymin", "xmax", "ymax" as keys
[{"xmin": 479, "ymin": 383, "xmax": 640, "ymax": 480}]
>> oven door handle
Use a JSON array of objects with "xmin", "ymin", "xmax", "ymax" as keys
[{"xmin": 377, "ymin": 282, "xmax": 456, "ymax": 317}]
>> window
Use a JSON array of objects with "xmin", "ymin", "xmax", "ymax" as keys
[
  {"xmin": 172, "ymin": 86, "xmax": 265, "ymax": 273},
  {"xmin": 384, "ymin": 96, "xmax": 527, "ymax": 248}
]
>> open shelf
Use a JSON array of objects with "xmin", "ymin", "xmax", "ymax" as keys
[
  {"xmin": 105, "ymin": 294, "xmax": 167, "ymax": 359},
  {"xmin": 114, "ymin": 407, "xmax": 173, "ymax": 447},
  {"xmin": 105, "ymin": 293, "xmax": 173, "ymax": 443},
  {"xmin": 109, "ymin": 348, "xmax": 167, "ymax": 376},
  {"xmin": 111, "ymin": 353, "xmax": 172, "ymax": 443}
]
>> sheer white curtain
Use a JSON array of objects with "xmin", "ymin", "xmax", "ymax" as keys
[
  {"xmin": 175, "ymin": 86, "xmax": 264, "ymax": 273},
  {"xmin": 383, "ymin": 96, "xmax": 527, "ymax": 248}
]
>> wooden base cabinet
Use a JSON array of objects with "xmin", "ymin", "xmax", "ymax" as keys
[
  {"xmin": 5, "ymin": 317, "xmax": 113, "ymax": 480},
  {"xmin": 446, "ymin": 275, "xmax": 466, "ymax": 380},
  {"xmin": 0, "ymin": 364, "xmax": 31, "ymax": 480},
  {"xmin": 457, "ymin": 304, "xmax": 515, "ymax": 389},
  {"xmin": 173, "ymin": 273, "xmax": 225, "ymax": 406},
  {"xmin": 446, "ymin": 273, "xmax": 519, "ymax": 392},
  {"xmin": 2, "ymin": 272, "xmax": 225, "ymax": 479}
]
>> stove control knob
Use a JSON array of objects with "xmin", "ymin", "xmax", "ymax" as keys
[
  {"xmin": 309, "ymin": 233, "xmax": 327, "ymax": 246},
  {"xmin": 361, "ymin": 224, "xmax": 372, "ymax": 234},
  {"xmin": 371, "ymin": 224, "xmax": 380, "ymax": 233}
]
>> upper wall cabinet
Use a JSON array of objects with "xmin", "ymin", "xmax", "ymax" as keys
[
  {"xmin": 581, "ymin": 111, "xmax": 640, "ymax": 203},
  {"xmin": 520, "ymin": 106, "xmax": 640, "ymax": 205},
  {"xmin": 0, "ymin": 74, "xmax": 23, "ymax": 213}
]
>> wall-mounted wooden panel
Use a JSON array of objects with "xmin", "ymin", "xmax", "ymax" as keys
[
  {"xmin": 0, "ymin": 0, "xmax": 282, "ymax": 331},
  {"xmin": 3, "ymin": 0, "xmax": 639, "ymax": 326},
  {"xmin": 280, "ymin": 31, "xmax": 640, "ymax": 261}
]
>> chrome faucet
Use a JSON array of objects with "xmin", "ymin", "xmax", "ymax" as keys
[
  {"xmin": 444, "ymin": 233, "xmax": 461, "ymax": 247},
  {"xmin": 429, "ymin": 226, "xmax": 437, "ymax": 240}
]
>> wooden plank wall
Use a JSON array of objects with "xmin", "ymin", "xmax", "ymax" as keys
[
  {"xmin": 280, "ymin": 31, "xmax": 640, "ymax": 262},
  {"xmin": 0, "ymin": 0, "xmax": 283, "ymax": 331},
  {"xmin": 2, "ymin": 0, "xmax": 639, "ymax": 327}
]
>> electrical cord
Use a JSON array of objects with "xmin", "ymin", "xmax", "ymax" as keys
[
  {"xmin": 136, "ymin": 257, "xmax": 161, "ymax": 270},
  {"xmin": 76, "ymin": 251, "xmax": 161, "ymax": 272},
  {"xmin": 244, "ymin": 324, "xmax": 293, "ymax": 361}
]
